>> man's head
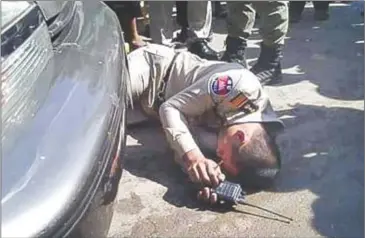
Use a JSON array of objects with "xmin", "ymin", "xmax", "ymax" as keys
[{"xmin": 217, "ymin": 122, "xmax": 281, "ymax": 189}]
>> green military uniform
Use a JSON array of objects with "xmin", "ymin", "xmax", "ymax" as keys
[
  {"xmin": 221, "ymin": 1, "xmax": 289, "ymax": 85},
  {"xmin": 226, "ymin": 1, "xmax": 289, "ymax": 46}
]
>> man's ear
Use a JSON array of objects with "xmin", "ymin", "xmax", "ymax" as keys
[{"xmin": 234, "ymin": 130, "xmax": 246, "ymax": 144}]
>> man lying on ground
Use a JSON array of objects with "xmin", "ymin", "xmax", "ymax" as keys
[{"xmin": 126, "ymin": 43, "xmax": 284, "ymax": 204}]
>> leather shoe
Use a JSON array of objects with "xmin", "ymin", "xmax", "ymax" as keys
[
  {"xmin": 221, "ymin": 36, "xmax": 248, "ymax": 68},
  {"xmin": 188, "ymin": 39, "xmax": 219, "ymax": 61},
  {"xmin": 251, "ymin": 43, "xmax": 283, "ymax": 85}
]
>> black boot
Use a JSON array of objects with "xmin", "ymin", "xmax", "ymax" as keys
[
  {"xmin": 188, "ymin": 38, "xmax": 219, "ymax": 60},
  {"xmin": 313, "ymin": 1, "xmax": 330, "ymax": 21},
  {"xmin": 174, "ymin": 27, "xmax": 214, "ymax": 44},
  {"xmin": 206, "ymin": 29, "xmax": 214, "ymax": 42},
  {"xmin": 221, "ymin": 36, "xmax": 248, "ymax": 68},
  {"xmin": 173, "ymin": 27, "xmax": 189, "ymax": 44},
  {"xmin": 289, "ymin": 1, "xmax": 305, "ymax": 23},
  {"xmin": 251, "ymin": 43, "xmax": 283, "ymax": 85}
]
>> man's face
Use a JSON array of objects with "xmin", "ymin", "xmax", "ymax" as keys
[{"xmin": 216, "ymin": 125, "xmax": 245, "ymax": 177}]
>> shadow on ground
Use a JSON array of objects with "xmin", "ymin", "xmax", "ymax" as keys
[
  {"xmin": 274, "ymin": 104, "xmax": 364, "ymax": 237},
  {"xmin": 124, "ymin": 121, "xmax": 201, "ymax": 209},
  {"xmin": 279, "ymin": 4, "xmax": 364, "ymax": 101},
  {"xmin": 123, "ymin": 102, "xmax": 364, "ymax": 237}
]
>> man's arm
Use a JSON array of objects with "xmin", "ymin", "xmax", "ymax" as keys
[{"xmin": 159, "ymin": 80, "xmax": 223, "ymax": 186}]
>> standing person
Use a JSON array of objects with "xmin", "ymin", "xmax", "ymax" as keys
[
  {"xmin": 105, "ymin": 1, "xmax": 146, "ymax": 50},
  {"xmin": 289, "ymin": 1, "xmax": 331, "ymax": 23},
  {"xmin": 148, "ymin": 1, "xmax": 219, "ymax": 60},
  {"xmin": 175, "ymin": 1, "xmax": 214, "ymax": 44},
  {"xmin": 221, "ymin": 2, "xmax": 289, "ymax": 86}
]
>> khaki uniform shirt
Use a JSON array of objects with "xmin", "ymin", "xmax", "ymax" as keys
[{"xmin": 128, "ymin": 44, "xmax": 284, "ymax": 159}]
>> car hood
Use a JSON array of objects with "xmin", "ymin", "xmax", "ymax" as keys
[{"xmin": 1, "ymin": 2, "xmax": 126, "ymax": 237}]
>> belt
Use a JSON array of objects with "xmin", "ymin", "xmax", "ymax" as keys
[{"xmin": 153, "ymin": 52, "xmax": 180, "ymax": 111}]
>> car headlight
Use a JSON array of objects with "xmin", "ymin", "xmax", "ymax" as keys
[{"xmin": 1, "ymin": 1, "xmax": 54, "ymax": 155}]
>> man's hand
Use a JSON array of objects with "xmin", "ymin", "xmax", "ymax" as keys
[
  {"xmin": 188, "ymin": 158, "xmax": 226, "ymax": 187},
  {"xmin": 197, "ymin": 187, "xmax": 219, "ymax": 205},
  {"xmin": 183, "ymin": 149, "xmax": 226, "ymax": 187}
]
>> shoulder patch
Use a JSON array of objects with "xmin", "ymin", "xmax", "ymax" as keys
[{"xmin": 210, "ymin": 75, "xmax": 233, "ymax": 96}]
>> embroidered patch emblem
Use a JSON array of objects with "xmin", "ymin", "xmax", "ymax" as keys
[
  {"xmin": 229, "ymin": 92, "xmax": 259, "ymax": 114},
  {"xmin": 230, "ymin": 93, "xmax": 249, "ymax": 108},
  {"xmin": 241, "ymin": 102, "xmax": 259, "ymax": 114},
  {"xmin": 211, "ymin": 76, "xmax": 233, "ymax": 96}
]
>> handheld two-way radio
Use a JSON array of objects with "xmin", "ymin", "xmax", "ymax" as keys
[{"xmin": 211, "ymin": 180, "xmax": 293, "ymax": 223}]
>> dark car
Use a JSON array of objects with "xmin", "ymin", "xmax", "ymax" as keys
[{"xmin": 1, "ymin": 1, "xmax": 128, "ymax": 237}]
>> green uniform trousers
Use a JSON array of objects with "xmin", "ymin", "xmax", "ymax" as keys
[{"xmin": 226, "ymin": 1, "xmax": 289, "ymax": 46}]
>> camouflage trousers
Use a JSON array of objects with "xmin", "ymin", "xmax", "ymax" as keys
[{"xmin": 226, "ymin": 1, "xmax": 289, "ymax": 46}]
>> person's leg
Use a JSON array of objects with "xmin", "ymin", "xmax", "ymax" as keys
[
  {"xmin": 221, "ymin": 2, "xmax": 256, "ymax": 68},
  {"xmin": 313, "ymin": 1, "xmax": 330, "ymax": 21},
  {"xmin": 105, "ymin": 1, "xmax": 145, "ymax": 50},
  {"xmin": 176, "ymin": 1, "xmax": 189, "ymax": 28},
  {"xmin": 185, "ymin": 1, "xmax": 218, "ymax": 60},
  {"xmin": 174, "ymin": 1, "xmax": 190, "ymax": 44},
  {"xmin": 140, "ymin": 1, "xmax": 151, "ymax": 38},
  {"xmin": 127, "ymin": 1, "xmax": 146, "ymax": 49},
  {"xmin": 187, "ymin": 1, "xmax": 212, "ymax": 40},
  {"xmin": 289, "ymin": 1, "xmax": 306, "ymax": 23},
  {"xmin": 250, "ymin": 1, "xmax": 289, "ymax": 85},
  {"xmin": 175, "ymin": 1, "xmax": 214, "ymax": 43},
  {"xmin": 225, "ymin": 2, "xmax": 256, "ymax": 41},
  {"xmin": 148, "ymin": 1, "xmax": 175, "ymax": 45},
  {"xmin": 214, "ymin": 1, "xmax": 227, "ymax": 18}
]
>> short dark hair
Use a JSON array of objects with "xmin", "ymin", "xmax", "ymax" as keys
[{"xmin": 232, "ymin": 125, "xmax": 281, "ymax": 189}]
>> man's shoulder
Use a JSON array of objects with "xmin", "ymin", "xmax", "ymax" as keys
[
  {"xmin": 133, "ymin": 43, "xmax": 177, "ymax": 58},
  {"xmin": 208, "ymin": 65, "xmax": 259, "ymax": 86}
]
